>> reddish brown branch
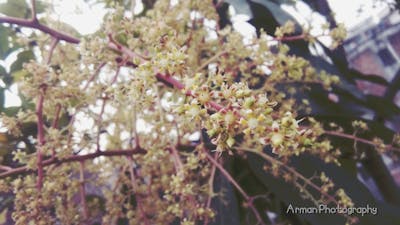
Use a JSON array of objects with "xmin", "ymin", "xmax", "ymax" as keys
[
  {"xmin": 155, "ymin": 73, "xmax": 224, "ymax": 112},
  {"xmin": 30, "ymin": 0, "xmax": 37, "ymax": 22},
  {"xmin": 204, "ymin": 149, "xmax": 266, "ymax": 225},
  {"xmin": 127, "ymin": 155, "xmax": 151, "ymax": 225},
  {"xmin": 324, "ymin": 130, "xmax": 400, "ymax": 152},
  {"xmin": 96, "ymin": 97, "xmax": 107, "ymax": 152},
  {"xmin": 46, "ymin": 37, "xmax": 59, "ymax": 64},
  {"xmin": 203, "ymin": 153, "xmax": 217, "ymax": 225},
  {"xmin": 108, "ymin": 34, "xmax": 149, "ymax": 61},
  {"xmin": 83, "ymin": 62, "xmax": 106, "ymax": 90},
  {"xmin": 0, "ymin": 148, "xmax": 145, "ymax": 178},
  {"xmin": 0, "ymin": 165, "xmax": 12, "ymax": 171},
  {"xmin": 79, "ymin": 161, "xmax": 89, "ymax": 222},
  {"xmin": 274, "ymin": 34, "xmax": 307, "ymax": 42},
  {"xmin": 0, "ymin": 16, "xmax": 80, "ymax": 44},
  {"xmin": 108, "ymin": 35, "xmax": 228, "ymax": 114},
  {"xmin": 241, "ymin": 147, "xmax": 339, "ymax": 205},
  {"xmin": 36, "ymin": 87, "xmax": 46, "ymax": 191},
  {"xmin": 49, "ymin": 103, "xmax": 62, "ymax": 158}
]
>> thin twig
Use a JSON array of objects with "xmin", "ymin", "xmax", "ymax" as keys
[
  {"xmin": 30, "ymin": 0, "xmax": 37, "ymax": 22},
  {"xmin": 108, "ymin": 34, "xmax": 149, "ymax": 61},
  {"xmin": 36, "ymin": 86, "xmax": 46, "ymax": 191},
  {"xmin": 109, "ymin": 39, "xmax": 239, "ymax": 116},
  {"xmin": 50, "ymin": 103, "xmax": 62, "ymax": 157},
  {"xmin": 204, "ymin": 149, "xmax": 266, "ymax": 225},
  {"xmin": 273, "ymin": 34, "xmax": 306, "ymax": 42},
  {"xmin": 96, "ymin": 96, "xmax": 107, "ymax": 152},
  {"xmin": 46, "ymin": 37, "xmax": 59, "ymax": 64},
  {"xmin": 95, "ymin": 65, "xmax": 121, "ymax": 152},
  {"xmin": 203, "ymin": 153, "xmax": 217, "ymax": 225},
  {"xmin": 195, "ymin": 51, "xmax": 227, "ymax": 73},
  {"xmin": 127, "ymin": 155, "xmax": 151, "ymax": 225},
  {"xmin": 0, "ymin": 165, "xmax": 12, "ymax": 171},
  {"xmin": 239, "ymin": 147, "xmax": 339, "ymax": 205},
  {"xmin": 0, "ymin": 16, "xmax": 79, "ymax": 43},
  {"xmin": 79, "ymin": 161, "xmax": 89, "ymax": 222},
  {"xmin": 83, "ymin": 62, "xmax": 107, "ymax": 90},
  {"xmin": 324, "ymin": 130, "xmax": 400, "ymax": 152},
  {"xmin": 0, "ymin": 148, "xmax": 145, "ymax": 178}
]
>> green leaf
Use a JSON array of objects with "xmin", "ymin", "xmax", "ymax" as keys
[
  {"xmin": 115, "ymin": 33, "xmax": 128, "ymax": 46},
  {"xmin": 247, "ymin": 152, "xmax": 345, "ymax": 225},
  {"xmin": 1, "ymin": 106, "xmax": 19, "ymax": 116},
  {"xmin": 210, "ymin": 171, "xmax": 241, "ymax": 225},
  {"xmin": 225, "ymin": 0, "xmax": 252, "ymax": 16},
  {"xmin": 253, "ymin": 0, "xmax": 300, "ymax": 30},
  {"xmin": 0, "ymin": 64, "xmax": 13, "ymax": 87},
  {"xmin": 247, "ymin": 152, "xmax": 400, "ymax": 225},
  {"xmin": 0, "ymin": 87, "xmax": 4, "ymax": 110},
  {"xmin": 9, "ymin": 50, "xmax": 34, "ymax": 73},
  {"xmin": 0, "ymin": 0, "xmax": 29, "ymax": 18},
  {"xmin": 0, "ymin": 65, "xmax": 6, "ymax": 77},
  {"xmin": 35, "ymin": 1, "xmax": 49, "ymax": 14},
  {"xmin": 11, "ymin": 69, "xmax": 29, "ymax": 82},
  {"xmin": 0, "ymin": 26, "xmax": 9, "ymax": 60},
  {"xmin": 0, "ymin": 25, "xmax": 16, "ymax": 60},
  {"xmin": 0, "ymin": 25, "xmax": 21, "ymax": 60}
]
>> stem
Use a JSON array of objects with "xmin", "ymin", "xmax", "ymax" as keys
[
  {"xmin": 50, "ymin": 103, "xmax": 62, "ymax": 157},
  {"xmin": 204, "ymin": 149, "xmax": 266, "ymax": 225},
  {"xmin": 155, "ymin": 73, "xmax": 224, "ymax": 112},
  {"xmin": 83, "ymin": 62, "xmax": 106, "ymax": 90},
  {"xmin": 46, "ymin": 38, "xmax": 59, "ymax": 64},
  {"xmin": 96, "ymin": 96, "xmax": 107, "ymax": 152},
  {"xmin": 109, "ymin": 38, "xmax": 241, "ymax": 116},
  {"xmin": 127, "ymin": 156, "xmax": 150, "ymax": 225},
  {"xmin": 324, "ymin": 130, "xmax": 400, "ymax": 152},
  {"xmin": 362, "ymin": 145, "xmax": 400, "ymax": 205},
  {"xmin": 79, "ymin": 161, "xmax": 89, "ymax": 222},
  {"xmin": 0, "ymin": 165, "xmax": 12, "ymax": 171},
  {"xmin": 195, "ymin": 50, "xmax": 227, "ymax": 73},
  {"xmin": 36, "ymin": 86, "xmax": 46, "ymax": 191},
  {"xmin": 108, "ymin": 34, "xmax": 149, "ymax": 61},
  {"xmin": 132, "ymin": 103, "xmax": 140, "ymax": 148},
  {"xmin": 51, "ymin": 104, "xmax": 62, "ymax": 129},
  {"xmin": 0, "ymin": 148, "xmax": 146, "ymax": 178},
  {"xmin": 30, "ymin": 0, "xmax": 37, "ymax": 22},
  {"xmin": 239, "ymin": 147, "xmax": 339, "ymax": 205},
  {"xmin": 169, "ymin": 146, "xmax": 184, "ymax": 176},
  {"xmin": 203, "ymin": 153, "xmax": 217, "ymax": 225},
  {"xmin": 0, "ymin": 16, "xmax": 79, "ymax": 44},
  {"xmin": 273, "ymin": 34, "xmax": 307, "ymax": 42}
]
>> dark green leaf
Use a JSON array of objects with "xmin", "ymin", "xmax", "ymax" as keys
[
  {"xmin": 225, "ymin": 0, "xmax": 252, "ymax": 16},
  {"xmin": 0, "ymin": 25, "xmax": 9, "ymax": 60},
  {"xmin": 0, "ymin": 65, "xmax": 6, "ymax": 77},
  {"xmin": 9, "ymin": 50, "xmax": 34, "ymax": 73},
  {"xmin": 0, "ymin": 0, "xmax": 29, "ymax": 18},
  {"xmin": 252, "ymin": 0, "xmax": 301, "ymax": 31},
  {"xmin": 0, "ymin": 25, "xmax": 21, "ymax": 60},
  {"xmin": 247, "ymin": 152, "xmax": 400, "ymax": 225},
  {"xmin": 35, "ymin": 1, "xmax": 49, "ymax": 14},
  {"xmin": 0, "ymin": 87, "xmax": 4, "ymax": 110},
  {"xmin": 247, "ymin": 152, "xmax": 345, "ymax": 225},
  {"xmin": 11, "ymin": 69, "xmax": 29, "ymax": 83},
  {"xmin": 1, "ymin": 106, "xmax": 19, "ymax": 116},
  {"xmin": 210, "ymin": 170, "xmax": 241, "ymax": 225},
  {"xmin": 0, "ymin": 25, "xmax": 16, "ymax": 60}
]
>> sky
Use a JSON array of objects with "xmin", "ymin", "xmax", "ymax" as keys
[
  {"xmin": 327, "ymin": 0, "xmax": 392, "ymax": 28},
  {"xmin": 46, "ymin": 0, "xmax": 393, "ymax": 35}
]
